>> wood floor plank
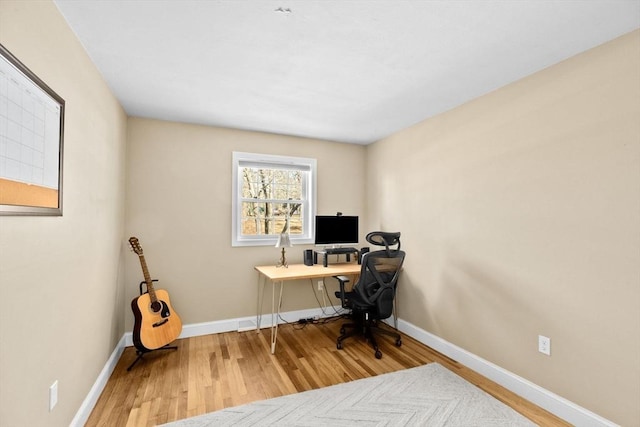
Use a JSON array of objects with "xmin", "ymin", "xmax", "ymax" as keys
[{"xmin": 85, "ymin": 320, "xmax": 569, "ymax": 426}]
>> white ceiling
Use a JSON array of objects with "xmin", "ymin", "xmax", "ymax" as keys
[{"xmin": 53, "ymin": 1, "xmax": 639, "ymax": 145}]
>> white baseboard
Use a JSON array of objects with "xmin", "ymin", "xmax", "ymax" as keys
[
  {"xmin": 73, "ymin": 309, "xmax": 616, "ymax": 427},
  {"xmin": 122, "ymin": 316, "xmax": 251, "ymax": 347},
  {"xmin": 70, "ymin": 334, "xmax": 127, "ymax": 427},
  {"xmin": 395, "ymin": 318, "xmax": 618, "ymax": 427},
  {"xmin": 119, "ymin": 306, "xmax": 345, "ymax": 348}
]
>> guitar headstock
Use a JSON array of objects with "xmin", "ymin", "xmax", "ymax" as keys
[{"xmin": 129, "ymin": 237, "xmax": 143, "ymax": 255}]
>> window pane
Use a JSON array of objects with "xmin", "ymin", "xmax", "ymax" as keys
[
  {"xmin": 273, "ymin": 184, "xmax": 289, "ymax": 200},
  {"xmin": 242, "ymin": 201, "xmax": 264, "ymax": 217},
  {"xmin": 273, "ymin": 169, "xmax": 288, "ymax": 183},
  {"xmin": 289, "ymin": 205, "xmax": 303, "ymax": 235},
  {"xmin": 242, "ymin": 201, "xmax": 285, "ymax": 235},
  {"xmin": 241, "ymin": 216, "xmax": 259, "ymax": 235}
]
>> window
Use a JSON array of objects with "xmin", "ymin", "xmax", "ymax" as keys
[{"xmin": 232, "ymin": 152, "xmax": 316, "ymax": 246}]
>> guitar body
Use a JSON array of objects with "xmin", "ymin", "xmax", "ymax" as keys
[
  {"xmin": 129, "ymin": 236, "xmax": 183, "ymax": 353},
  {"xmin": 131, "ymin": 289, "xmax": 183, "ymax": 352}
]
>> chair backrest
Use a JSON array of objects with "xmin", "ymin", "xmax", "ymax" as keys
[{"xmin": 354, "ymin": 232, "xmax": 405, "ymax": 319}]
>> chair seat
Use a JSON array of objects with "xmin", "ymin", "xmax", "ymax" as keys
[{"xmin": 336, "ymin": 291, "xmax": 376, "ymax": 311}]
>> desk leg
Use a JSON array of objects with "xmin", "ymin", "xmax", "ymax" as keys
[
  {"xmin": 270, "ymin": 279, "xmax": 284, "ymax": 354},
  {"xmin": 256, "ymin": 273, "xmax": 266, "ymax": 332}
]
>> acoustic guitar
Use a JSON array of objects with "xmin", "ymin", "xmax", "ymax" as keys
[{"xmin": 129, "ymin": 237, "xmax": 182, "ymax": 352}]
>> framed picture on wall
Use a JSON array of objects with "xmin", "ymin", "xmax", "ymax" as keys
[{"xmin": 0, "ymin": 43, "xmax": 65, "ymax": 216}]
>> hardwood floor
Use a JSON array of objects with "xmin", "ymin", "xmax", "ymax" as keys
[{"xmin": 86, "ymin": 318, "xmax": 569, "ymax": 426}]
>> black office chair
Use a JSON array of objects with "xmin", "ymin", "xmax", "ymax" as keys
[{"xmin": 334, "ymin": 231, "xmax": 405, "ymax": 359}]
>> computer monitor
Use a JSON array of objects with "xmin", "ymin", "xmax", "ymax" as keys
[{"xmin": 314, "ymin": 215, "xmax": 359, "ymax": 246}]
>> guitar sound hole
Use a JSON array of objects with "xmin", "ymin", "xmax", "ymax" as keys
[{"xmin": 150, "ymin": 301, "xmax": 162, "ymax": 313}]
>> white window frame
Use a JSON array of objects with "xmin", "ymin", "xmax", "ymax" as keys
[{"xmin": 232, "ymin": 152, "xmax": 317, "ymax": 247}]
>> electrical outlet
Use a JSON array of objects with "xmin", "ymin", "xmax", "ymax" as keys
[
  {"xmin": 538, "ymin": 335, "xmax": 551, "ymax": 356},
  {"xmin": 49, "ymin": 380, "xmax": 58, "ymax": 411},
  {"xmin": 318, "ymin": 280, "xmax": 324, "ymax": 291}
]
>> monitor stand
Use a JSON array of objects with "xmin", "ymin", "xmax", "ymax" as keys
[{"xmin": 314, "ymin": 247, "xmax": 358, "ymax": 267}]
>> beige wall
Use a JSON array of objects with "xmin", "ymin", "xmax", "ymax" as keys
[
  {"xmin": 125, "ymin": 118, "xmax": 366, "ymax": 326},
  {"xmin": 0, "ymin": 1, "xmax": 127, "ymax": 426},
  {"xmin": 367, "ymin": 30, "xmax": 640, "ymax": 426},
  {"xmin": 2, "ymin": 1, "xmax": 638, "ymax": 426}
]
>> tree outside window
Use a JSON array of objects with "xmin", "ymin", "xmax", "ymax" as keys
[{"xmin": 240, "ymin": 167, "xmax": 302, "ymax": 236}]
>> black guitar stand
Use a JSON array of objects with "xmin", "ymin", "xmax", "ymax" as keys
[
  {"xmin": 127, "ymin": 344, "xmax": 178, "ymax": 371},
  {"xmin": 127, "ymin": 280, "xmax": 178, "ymax": 372}
]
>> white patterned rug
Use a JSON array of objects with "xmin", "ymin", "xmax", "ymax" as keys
[{"xmin": 162, "ymin": 363, "xmax": 537, "ymax": 426}]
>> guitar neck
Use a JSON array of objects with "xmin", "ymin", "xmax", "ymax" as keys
[{"xmin": 137, "ymin": 254, "xmax": 158, "ymax": 302}]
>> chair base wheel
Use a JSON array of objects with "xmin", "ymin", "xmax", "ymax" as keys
[
  {"xmin": 337, "ymin": 341, "xmax": 343, "ymax": 350},
  {"xmin": 396, "ymin": 338, "xmax": 402, "ymax": 347},
  {"xmin": 375, "ymin": 350, "xmax": 382, "ymax": 359}
]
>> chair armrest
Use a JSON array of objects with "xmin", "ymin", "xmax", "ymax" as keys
[
  {"xmin": 335, "ymin": 275, "xmax": 350, "ymax": 284},
  {"xmin": 334, "ymin": 275, "xmax": 350, "ymax": 307}
]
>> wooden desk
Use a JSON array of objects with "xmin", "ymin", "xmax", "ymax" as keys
[{"xmin": 255, "ymin": 262, "xmax": 362, "ymax": 354}]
